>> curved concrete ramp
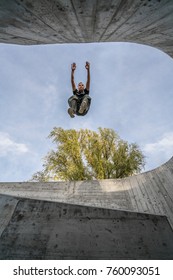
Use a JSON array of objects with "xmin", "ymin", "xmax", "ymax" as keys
[
  {"xmin": 0, "ymin": 0, "xmax": 173, "ymax": 57},
  {"xmin": 0, "ymin": 194, "xmax": 173, "ymax": 260},
  {"xmin": 0, "ymin": 157, "xmax": 173, "ymax": 259},
  {"xmin": 1, "ymin": 157, "xmax": 173, "ymax": 228}
]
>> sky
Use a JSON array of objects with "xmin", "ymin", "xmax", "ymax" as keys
[{"xmin": 0, "ymin": 41, "xmax": 173, "ymax": 182}]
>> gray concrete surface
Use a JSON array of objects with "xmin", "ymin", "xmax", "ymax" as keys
[
  {"xmin": 1, "ymin": 157, "xmax": 173, "ymax": 229},
  {"xmin": 0, "ymin": 157, "xmax": 173, "ymax": 259},
  {"xmin": 0, "ymin": 195, "xmax": 18, "ymax": 236},
  {"xmin": 0, "ymin": 0, "xmax": 173, "ymax": 58},
  {"xmin": 0, "ymin": 194, "xmax": 173, "ymax": 260}
]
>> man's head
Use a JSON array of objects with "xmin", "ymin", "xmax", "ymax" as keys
[{"xmin": 78, "ymin": 82, "xmax": 84, "ymax": 92}]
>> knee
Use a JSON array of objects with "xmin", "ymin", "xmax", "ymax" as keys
[
  {"xmin": 84, "ymin": 94, "xmax": 91, "ymax": 101},
  {"xmin": 68, "ymin": 95, "xmax": 78, "ymax": 105},
  {"xmin": 68, "ymin": 95, "xmax": 76, "ymax": 101}
]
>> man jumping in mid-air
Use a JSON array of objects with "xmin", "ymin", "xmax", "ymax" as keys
[{"xmin": 68, "ymin": 61, "xmax": 91, "ymax": 118}]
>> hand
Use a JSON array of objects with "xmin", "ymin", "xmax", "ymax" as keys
[
  {"xmin": 71, "ymin": 62, "xmax": 76, "ymax": 71},
  {"xmin": 85, "ymin": 61, "xmax": 90, "ymax": 70}
]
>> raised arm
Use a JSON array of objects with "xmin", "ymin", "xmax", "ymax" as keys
[
  {"xmin": 71, "ymin": 62, "xmax": 76, "ymax": 91},
  {"xmin": 85, "ymin": 61, "xmax": 90, "ymax": 91}
]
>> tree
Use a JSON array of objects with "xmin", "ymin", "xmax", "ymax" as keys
[{"xmin": 31, "ymin": 127, "xmax": 145, "ymax": 181}]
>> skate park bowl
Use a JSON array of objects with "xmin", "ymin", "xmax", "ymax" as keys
[{"xmin": 0, "ymin": 0, "xmax": 173, "ymax": 259}]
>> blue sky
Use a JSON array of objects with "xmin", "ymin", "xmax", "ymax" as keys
[{"xmin": 0, "ymin": 42, "xmax": 173, "ymax": 182}]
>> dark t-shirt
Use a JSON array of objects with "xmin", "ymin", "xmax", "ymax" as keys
[{"xmin": 73, "ymin": 88, "xmax": 89, "ymax": 98}]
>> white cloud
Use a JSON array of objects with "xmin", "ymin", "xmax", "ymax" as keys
[
  {"xmin": 0, "ymin": 132, "xmax": 29, "ymax": 157},
  {"xmin": 143, "ymin": 132, "xmax": 173, "ymax": 153},
  {"xmin": 141, "ymin": 133, "xmax": 173, "ymax": 171}
]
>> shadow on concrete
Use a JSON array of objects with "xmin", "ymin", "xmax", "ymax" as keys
[{"xmin": 0, "ymin": 194, "xmax": 173, "ymax": 260}]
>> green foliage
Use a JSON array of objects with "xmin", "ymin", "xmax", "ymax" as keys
[{"xmin": 31, "ymin": 127, "xmax": 145, "ymax": 181}]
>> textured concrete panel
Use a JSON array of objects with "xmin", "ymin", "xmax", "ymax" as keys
[
  {"xmin": 0, "ymin": 196, "xmax": 18, "ymax": 236},
  {"xmin": 0, "ymin": 0, "xmax": 173, "ymax": 57},
  {"xmin": 0, "ymin": 194, "xmax": 173, "ymax": 260}
]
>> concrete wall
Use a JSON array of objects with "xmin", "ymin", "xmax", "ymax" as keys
[
  {"xmin": 1, "ymin": 157, "xmax": 173, "ymax": 229},
  {"xmin": 1, "ymin": 194, "xmax": 173, "ymax": 260},
  {"xmin": 0, "ymin": 0, "xmax": 173, "ymax": 58}
]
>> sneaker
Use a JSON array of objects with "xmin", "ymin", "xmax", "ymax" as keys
[
  {"xmin": 79, "ymin": 100, "xmax": 87, "ymax": 114},
  {"xmin": 68, "ymin": 108, "xmax": 75, "ymax": 118}
]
